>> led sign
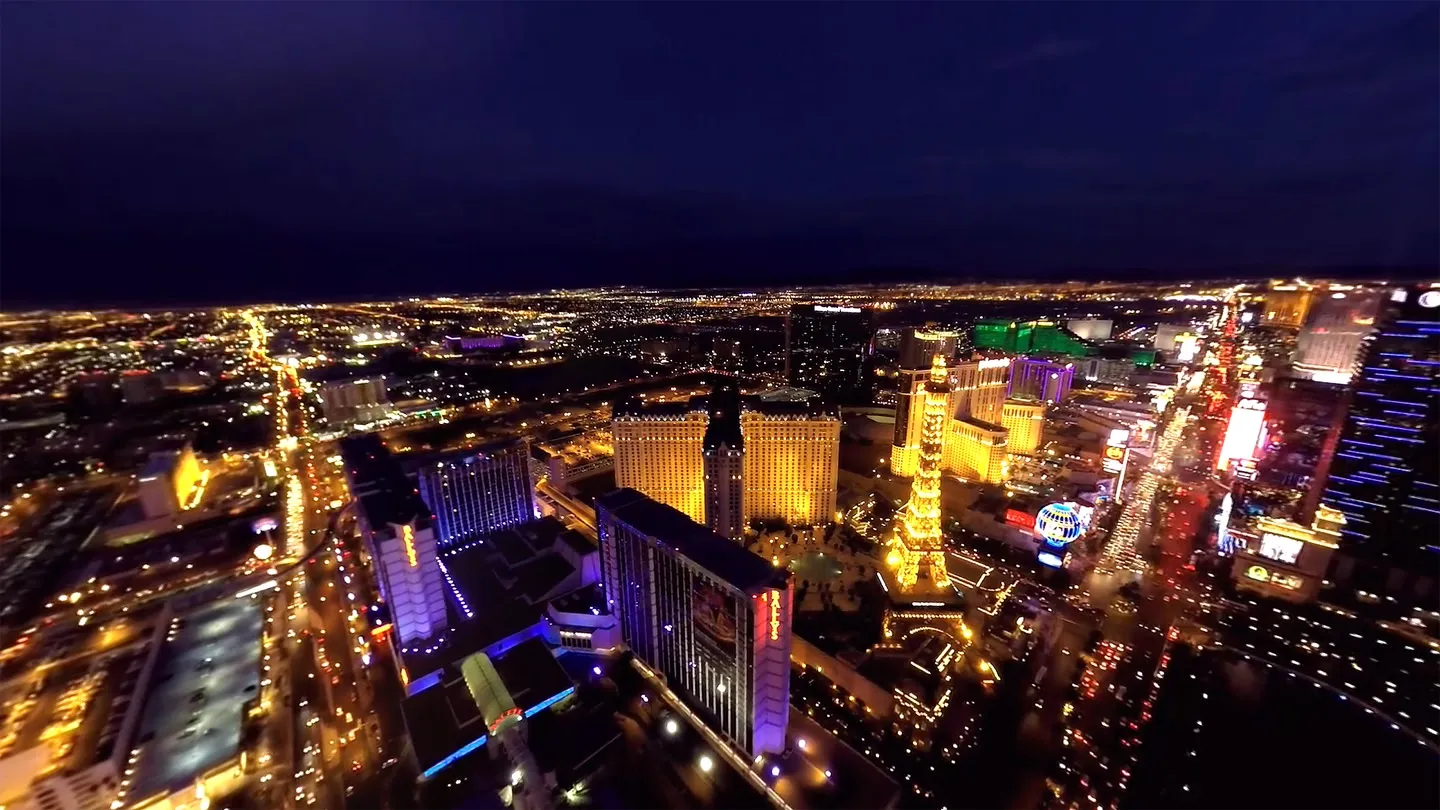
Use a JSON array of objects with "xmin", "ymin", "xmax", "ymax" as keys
[{"xmin": 1257, "ymin": 533, "xmax": 1304, "ymax": 564}]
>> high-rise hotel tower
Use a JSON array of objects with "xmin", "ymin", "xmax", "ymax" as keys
[
  {"xmin": 785, "ymin": 304, "xmax": 874, "ymax": 404},
  {"xmin": 416, "ymin": 438, "xmax": 536, "ymax": 549},
  {"xmin": 597, "ymin": 489, "xmax": 793, "ymax": 756},
  {"xmin": 890, "ymin": 352, "xmax": 1019, "ymax": 484},
  {"xmin": 340, "ymin": 435, "xmax": 447, "ymax": 650},
  {"xmin": 614, "ymin": 389, "xmax": 839, "ymax": 536},
  {"xmin": 891, "ymin": 328, "xmax": 960, "ymax": 476},
  {"xmin": 613, "ymin": 401, "xmax": 708, "ymax": 523},
  {"xmin": 1318, "ymin": 283, "xmax": 1439, "ymax": 604}
]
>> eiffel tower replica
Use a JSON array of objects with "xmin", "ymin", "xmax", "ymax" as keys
[{"xmin": 888, "ymin": 354, "xmax": 951, "ymax": 592}]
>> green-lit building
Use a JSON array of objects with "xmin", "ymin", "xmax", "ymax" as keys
[
  {"xmin": 973, "ymin": 319, "xmax": 1093, "ymax": 356},
  {"xmin": 972, "ymin": 319, "xmax": 1155, "ymax": 366}
]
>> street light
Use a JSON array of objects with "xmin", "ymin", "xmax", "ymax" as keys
[
  {"xmin": 664, "ymin": 719, "xmax": 679, "ymax": 737},
  {"xmin": 698, "ymin": 755, "xmax": 714, "ymax": 774}
]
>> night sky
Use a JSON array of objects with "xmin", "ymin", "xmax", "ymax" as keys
[{"xmin": 3, "ymin": 3, "xmax": 1436, "ymax": 307}]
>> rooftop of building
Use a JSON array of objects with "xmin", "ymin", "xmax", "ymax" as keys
[
  {"xmin": 595, "ymin": 489, "xmax": 789, "ymax": 595},
  {"xmin": 741, "ymin": 395, "xmax": 840, "ymax": 419},
  {"xmin": 487, "ymin": 517, "xmax": 567, "ymax": 567},
  {"xmin": 126, "ymin": 597, "xmax": 262, "ymax": 803},
  {"xmin": 400, "ymin": 436, "xmax": 530, "ymax": 471},
  {"xmin": 403, "ymin": 518, "xmax": 595, "ymax": 675},
  {"xmin": 556, "ymin": 527, "xmax": 594, "ymax": 556},
  {"xmin": 490, "ymin": 638, "xmax": 575, "ymax": 712},
  {"xmin": 339, "ymin": 434, "xmax": 432, "ymax": 530},
  {"xmin": 402, "ymin": 637, "xmax": 576, "ymax": 777},
  {"xmin": 615, "ymin": 388, "xmax": 840, "ymax": 423},
  {"xmin": 0, "ymin": 641, "xmax": 153, "ymax": 788},
  {"xmin": 566, "ymin": 470, "xmax": 617, "ymax": 506},
  {"xmin": 549, "ymin": 582, "xmax": 607, "ymax": 617},
  {"xmin": 956, "ymin": 415, "xmax": 1006, "ymax": 433},
  {"xmin": 138, "ymin": 445, "xmax": 192, "ymax": 481}
]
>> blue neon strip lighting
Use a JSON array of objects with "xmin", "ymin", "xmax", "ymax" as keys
[
  {"xmin": 524, "ymin": 686, "xmax": 575, "ymax": 718},
  {"xmin": 421, "ymin": 733, "xmax": 489, "ymax": 779},
  {"xmin": 416, "ymin": 687, "xmax": 576, "ymax": 781},
  {"xmin": 409, "ymin": 669, "xmax": 444, "ymax": 695}
]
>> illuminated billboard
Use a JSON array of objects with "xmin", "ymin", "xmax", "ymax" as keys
[
  {"xmin": 1176, "ymin": 334, "xmax": 1200, "ymax": 363},
  {"xmin": 1244, "ymin": 564, "xmax": 1302, "ymax": 590},
  {"xmin": 1004, "ymin": 509, "xmax": 1036, "ymax": 530},
  {"xmin": 1102, "ymin": 445, "xmax": 1126, "ymax": 473},
  {"xmin": 692, "ymin": 579, "xmax": 738, "ymax": 658},
  {"xmin": 1217, "ymin": 399, "xmax": 1266, "ymax": 471},
  {"xmin": 1034, "ymin": 502, "xmax": 1083, "ymax": 570},
  {"xmin": 1258, "ymin": 533, "xmax": 1304, "ymax": 564},
  {"xmin": 1215, "ymin": 492, "xmax": 1237, "ymax": 555}
]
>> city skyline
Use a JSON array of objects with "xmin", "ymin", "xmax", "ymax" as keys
[
  {"xmin": 0, "ymin": 280, "xmax": 1435, "ymax": 810},
  {"xmin": 0, "ymin": 3, "xmax": 1437, "ymax": 808}
]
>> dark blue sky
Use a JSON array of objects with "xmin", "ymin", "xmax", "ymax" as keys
[{"xmin": 3, "ymin": 3, "xmax": 1436, "ymax": 307}]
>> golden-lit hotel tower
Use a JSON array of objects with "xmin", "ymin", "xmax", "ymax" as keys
[
  {"xmin": 947, "ymin": 357, "xmax": 1010, "ymax": 424},
  {"xmin": 890, "ymin": 328, "xmax": 960, "ymax": 477},
  {"xmin": 614, "ymin": 390, "xmax": 839, "ymax": 536},
  {"xmin": 1262, "ymin": 282, "xmax": 1316, "ymax": 329},
  {"xmin": 944, "ymin": 417, "xmax": 1008, "ymax": 483},
  {"xmin": 1001, "ymin": 398, "xmax": 1046, "ymax": 456},
  {"xmin": 702, "ymin": 385, "xmax": 747, "ymax": 539},
  {"xmin": 741, "ymin": 405, "xmax": 840, "ymax": 527},
  {"xmin": 944, "ymin": 357, "xmax": 1013, "ymax": 483},
  {"xmin": 891, "ymin": 354, "xmax": 1010, "ymax": 478},
  {"xmin": 888, "ymin": 356, "xmax": 951, "ymax": 591},
  {"xmin": 613, "ymin": 402, "xmax": 708, "ymax": 523}
]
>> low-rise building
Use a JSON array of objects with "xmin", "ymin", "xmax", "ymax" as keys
[{"xmin": 1232, "ymin": 505, "xmax": 1345, "ymax": 603}]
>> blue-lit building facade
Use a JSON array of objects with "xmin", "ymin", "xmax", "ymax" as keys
[
  {"xmin": 1009, "ymin": 356, "xmax": 1075, "ymax": 404},
  {"xmin": 596, "ymin": 488, "xmax": 793, "ymax": 756},
  {"xmin": 1321, "ymin": 284, "xmax": 1440, "ymax": 603},
  {"xmin": 416, "ymin": 438, "xmax": 536, "ymax": 549}
]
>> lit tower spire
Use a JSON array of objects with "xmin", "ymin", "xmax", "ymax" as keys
[{"xmin": 890, "ymin": 354, "xmax": 950, "ymax": 590}]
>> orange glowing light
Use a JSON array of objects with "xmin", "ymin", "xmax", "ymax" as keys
[
  {"xmin": 769, "ymin": 590, "xmax": 782, "ymax": 641},
  {"xmin": 401, "ymin": 525, "xmax": 418, "ymax": 568},
  {"xmin": 489, "ymin": 706, "xmax": 523, "ymax": 733}
]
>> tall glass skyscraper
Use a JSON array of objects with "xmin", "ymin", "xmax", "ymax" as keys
[{"xmin": 1321, "ymin": 284, "xmax": 1440, "ymax": 598}]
